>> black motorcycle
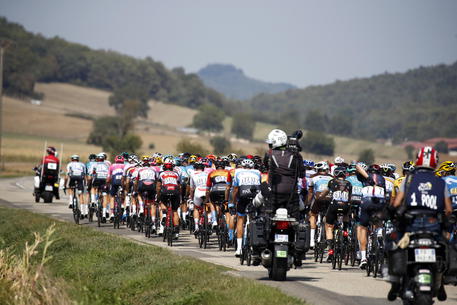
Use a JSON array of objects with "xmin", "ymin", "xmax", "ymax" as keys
[
  {"xmin": 387, "ymin": 210, "xmax": 447, "ymax": 305},
  {"xmin": 33, "ymin": 165, "xmax": 59, "ymax": 203}
]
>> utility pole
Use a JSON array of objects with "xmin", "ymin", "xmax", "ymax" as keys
[{"xmin": 0, "ymin": 39, "xmax": 12, "ymax": 171}]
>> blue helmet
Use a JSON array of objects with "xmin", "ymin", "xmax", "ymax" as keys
[{"xmin": 303, "ymin": 159, "xmax": 315, "ymax": 168}]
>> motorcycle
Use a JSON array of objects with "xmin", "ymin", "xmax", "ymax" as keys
[
  {"xmin": 387, "ymin": 210, "xmax": 447, "ymax": 305},
  {"xmin": 33, "ymin": 165, "xmax": 60, "ymax": 203}
]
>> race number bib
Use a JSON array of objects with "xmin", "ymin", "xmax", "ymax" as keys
[
  {"xmin": 362, "ymin": 186, "xmax": 385, "ymax": 198},
  {"xmin": 352, "ymin": 186, "xmax": 363, "ymax": 196},
  {"xmin": 47, "ymin": 163, "xmax": 57, "ymax": 170},
  {"xmin": 140, "ymin": 170, "xmax": 155, "ymax": 180},
  {"xmin": 163, "ymin": 177, "xmax": 177, "ymax": 185},
  {"xmin": 332, "ymin": 191, "xmax": 349, "ymax": 202}
]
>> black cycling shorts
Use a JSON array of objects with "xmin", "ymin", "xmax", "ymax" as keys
[
  {"xmin": 359, "ymin": 197, "xmax": 386, "ymax": 227},
  {"xmin": 160, "ymin": 190, "xmax": 180, "ymax": 211},
  {"xmin": 236, "ymin": 197, "xmax": 252, "ymax": 216},
  {"xmin": 311, "ymin": 197, "xmax": 330, "ymax": 215},
  {"xmin": 110, "ymin": 184, "xmax": 122, "ymax": 197},
  {"xmin": 138, "ymin": 182, "xmax": 156, "ymax": 201},
  {"xmin": 325, "ymin": 202, "xmax": 349, "ymax": 225},
  {"xmin": 69, "ymin": 177, "xmax": 84, "ymax": 191},
  {"xmin": 92, "ymin": 178, "xmax": 106, "ymax": 188}
]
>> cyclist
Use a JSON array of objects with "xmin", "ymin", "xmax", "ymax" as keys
[
  {"xmin": 123, "ymin": 155, "xmax": 140, "ymax": 218},
  {"xmin": 232, "ymin": 159, "xmax": 261, "ymax": 257},
  {"xmin": 318, "ymin": 166, "xmax": 352, "ymax": 262},
  {"xmin": 64, "ymin": 155, "xmax": 86, "ymax": 217},
  {"xmin": 206, "ymin": 159, "xmax": 231, "ymax": 230},
  {"xmin": 85, "ymin": 154, "xmax": 97, "ymax": 204},
  {"xmin": 391, "ymin": 161, "xmax": 414, "ymax": 203},
  {"xmin": 91, "ymin": 153, "xmax": 110, "ymax": 222},
  {"xmin": 346, "ymin": 163, "xmax": 364, "ymax": 260},
  {"xmin": 134, "ymin": 157, "xmax": 159, "ymax": 231},
  {"xmin": 381, "ymin": 163, "xmax": 395, "ymax": 203},
  {"xmin": 435, "ymin": 160, "xmax": 457, "ymax": 220},
  {"xmin": 107, "ymin": 155, "xmax": 126, "ymax": 221},
  {"xmin": 356, "ymin": 163, "xmax": 387, "ymax": 269},
  {"xmin": 388, "ymin": 147, "xmax": 452, "ymax": 299},
  {"xmin": 157, "ymin": 162, "xmax": 181, "ymax": 239},
  {"xmin": 307, "ymin": 161, "xmax": 333, "ymax": 248},
  {"xmin": 189, "ymin": 162, "xmax": 209, "ymax": 234}
]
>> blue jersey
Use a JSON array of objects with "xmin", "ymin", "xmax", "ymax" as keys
[
  {"xmin": 86, "ymin": 161, "xmax": 97, "ymax": 176},
  {"xmin": 443, "ymin": 175, "xmax": 457, "ymax": 209},
  {"xmin": 233, "ymin": 169, "xmax": 261, "ymax": 198},
  {"xmin": 346, "ymin": 175, "xmax": 363, "ymax": 201}
]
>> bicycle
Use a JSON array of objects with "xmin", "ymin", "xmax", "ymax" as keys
[
  {"xmin": 366, "ymin": 212, "xmax": 385, "ymax": 278},
  {"xmin": 331, "ymin": 205, "xmax": 348, "ymax": 271},
  {"xmin": 314, "ymin": 210, "xmax": 327, "ymax": 263},
  {"xmin": 143, "ymin": 195, "xmax": 153, "ymax": 238},
  {"xmin": 68, "ymin": 183, "xmax": 81, "ymax": 225},
  {"xmin": 196, "ymin": 200, "xmax": 210, "ymax": 249},
  {"xmin": 161, "ymin": 193, "xmax": 176, "ymax": 246},
  {"xmin": 346, "ymin": 202, "xmax": 360, "ymax": 267}
]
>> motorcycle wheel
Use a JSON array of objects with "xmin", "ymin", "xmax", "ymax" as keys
[
  {"xmin": 271, "ymin": 257, "xmax": 287, "ymax": 281},
  {"xmin": 43, "ymin": 191, "xmax": 53, "ymax": 203},
  {"xmin": 34, "ymin": 191, "xmax": 40, "ymax": 203}
]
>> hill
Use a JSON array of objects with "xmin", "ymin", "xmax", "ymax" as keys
[
  {"xmin": 247, "ymin": 62, "xmax": 457, "ymax": 142},
  {"xmin": 197, "ymin": 64, "xmax": 296, "ymax": 100}
]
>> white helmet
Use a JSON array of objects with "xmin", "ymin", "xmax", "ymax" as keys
[
  {"xmin": 315, "ymin": 161, "xmax": 329, "ymax": 171},
  {"xmin": 334, "ymin": 156, "xmax": 344, "ymax": 164},
  {"xmin": 241, "ymin": 159, "xmax": 255, "ymax": 168},
  {"xmin": 266, "ymin": 129, "xmax": 287, "ymax": 149}
]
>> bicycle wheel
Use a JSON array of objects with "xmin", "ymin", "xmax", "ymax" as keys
[
  {"xmin": 97, "ymin": 204, "xmax": 101, "ymax": 227},
  {"xmin": 167, "ymin": 209, "xmax": 173, "ymax": 247},
  {"xmin": 203, "ymin": 213, "xmax": 208, "ymax": 249},
  {"xmin": 73, "ymin": 196, "xmax": 80, "ymax": 225},
  {"xmin": 246, "ymin": 226, "xmax": 252, "ymax": 266}
]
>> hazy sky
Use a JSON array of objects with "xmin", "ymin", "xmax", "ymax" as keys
[{"xmin": 1, "ymin": 0, "xmax": 457, "ymax": 87}]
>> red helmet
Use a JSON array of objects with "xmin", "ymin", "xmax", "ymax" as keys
[
  {"xmin": 163, "ymin": 162, "xmax": 174, "ymax": 171},
  {"xmin": 246, "ymin": 154, "xmax": 254, "ymax": 159},
  {"xmin": 415, "ymin": 146, "xmax": 439, "ymax": 169},
  {"xmin": 115, "ymin": 155, "xmax": 125, "ymax": 163},
  {"xmin": 47, "ymin": 146, "xmax": 56, "ymax": 155},
  {"xmin": 206, "ymin": 154, "xmax": 216, "ymax": 161}
]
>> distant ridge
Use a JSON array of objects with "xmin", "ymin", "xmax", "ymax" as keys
[{"xmin": 197, "ymin": 63, "xmax": 296, "ymax": 100}]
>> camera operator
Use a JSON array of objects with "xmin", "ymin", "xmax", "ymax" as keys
[{"xmin": 265, "ymin": 129, "xmax": 306, "ymax": 219}]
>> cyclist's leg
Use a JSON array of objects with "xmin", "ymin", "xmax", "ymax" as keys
[
  {"xmin": 325, "ymin": 203, "xmax": 337, "ymax": 241},
  {"xmin": 309, "ymin": 197, "xmax": 320, "ymax": 247},
  {"xmin": 358, "ymin": 198, "xmax": 373, "ymax": 265},
  {"xmin": 235, "ymin": 198, "xmax": 248, "ymax": 256},
  {"xmin": 77, "ymin": 178, "xmax": 86, "ymax": 217},
  {"xmin": 193, "ymin": 196, "xmax": 203, "ymax": 232},
  {"xmin": 172, "ymin": 194, "xmax": 180, "ymax": 227}
]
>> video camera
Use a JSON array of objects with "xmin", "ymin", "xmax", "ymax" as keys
[{"xmin": 286, "ymin": 130, "xmax": 303, "ymax": 153}]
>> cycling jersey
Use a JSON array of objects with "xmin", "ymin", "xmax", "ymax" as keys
[
  {"xmin": 158, "ymin": 170, "xmax": 181, "ymax": 192},
  {"xmin": 443, "ymin": 175, "xmax": 457, "ymax": 209},
  {"xmin": 360, "ymin": 173, "xmax": 386, "ymax": 199},
  {"xmin": 309, "ymin": 174, "xmax": 333, "ymax": 194},
  {"xmin": 328, "ymin": 178, "xmax": 352, "ymax": 204},
  {"xmin": 91, "ymin": 162, "xmax": 109, "ymax": 180},
  {"xmin": 392, "ymin": 176, "xmax": 405, "ymax": 198},
  {"xmin": 383, "ymin": 176, "xmax": 395, "ymax": 201},
  {"xmin": 346, "ymin": 175, "xmax": 363, "ymax": 202},
  {"xmin": 189, "ymin": 170, "xmax": 209, "ymax": 206},
  {"xmin": 233, "ymin": 169, "xmax": 261, "ymax": 198},
  {"xmin": 207, "ymin": 169, "xmax": 231, "ymax": 203},
  {"xmin": 85, "ymin": 161, "xmax": 96, "ymax": 176},
  {"xmin": 66, "ymin": 161, "xmax": 86, "ymax": 178},
  {"xmin": 109, "ymin": 164, "xmax": 125, "ymax": 186}
]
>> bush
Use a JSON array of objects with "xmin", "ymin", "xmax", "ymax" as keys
[
  {"xmin": 434, "ymin": 141, "xmax": 449, "ymax": 154},
  {"xmin": 404, "ymin": 145, "xmax": 415, "ymax": 159},
  {"xmin": 231, "ymin": 113, "xmax": 255, "ymax": 140},
  {"xmin": 358, "ymin": 148, "xmax": 375, "ymax": 164},
  {"xmin": 148, "ymin": 143, "xmax": 155, "ymax": 150},
  {"xmin": 103, "ymin": 134, "xmax": 143, "ymax": 155},
  {"xmin": 176, "ymin": 139, "xmax": 208, "ymax": 155},
  {"xmin": 193, "ymin": 104, "xmax": 225, "ymax": 132},
  {"xmin": 300, "ymin": 131, "xmax": 335, "ymax": 156},
  {"xmin": 210, "ymin": 136, "xmax": 231, "ymax": 154}
]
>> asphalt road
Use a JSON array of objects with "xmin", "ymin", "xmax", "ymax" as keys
[{"xmin": 1, "ymin": 176, "xmax": 456, "ymax": 305}]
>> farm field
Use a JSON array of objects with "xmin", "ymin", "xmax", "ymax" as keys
[{"xmin": 2, "ymin": 82, "xmax": 421, "ymax": 176}]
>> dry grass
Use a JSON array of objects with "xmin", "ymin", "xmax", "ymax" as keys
[{"xmin": 0, "ymin": 224, "xmax": 72, "ymax": 305}]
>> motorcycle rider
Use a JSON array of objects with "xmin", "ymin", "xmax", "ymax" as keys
[
  {"xmin": 34, "ymin": 146, "xmax": 61, "ymax": 200},
  {"xmin": 387, "ymin": 146, "xmax": 452, "ymax": 301}
]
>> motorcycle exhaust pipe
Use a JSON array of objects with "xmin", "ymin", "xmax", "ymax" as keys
[{"xmin": 261, "ymin": 249, "xmax": 272, "ymax": 267}]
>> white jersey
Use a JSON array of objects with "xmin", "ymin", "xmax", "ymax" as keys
[
  {"xmin": 190, "ymin": 170, "xmax": 209, "ymax": 198},
  {"xmin": 66, "ymin": 161, "xmax": 86, "ymax": 178},
  {"xmin": 92, "ymin": 162, "xmax": 109, "ymax": 179},
  {"xmin": 135, "ymin": 167, "xmax": 158, "ymax": 182}
]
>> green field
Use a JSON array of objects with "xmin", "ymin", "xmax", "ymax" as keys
[{"xmin": 0, "ymin": 205, "xmax": 304, "ymax": 305}]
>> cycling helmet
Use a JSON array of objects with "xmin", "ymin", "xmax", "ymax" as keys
[
  {"xmin": 214, "ymin": 160, "xmax": 225, "ymax": 169},
  {"xmin": 128, "ymin": 154, "xmax": 139, "ymax": 164},
  {"xmin": 155, "ymin": 156, "xmax": 163, "ymax": 165},
  {"xmin": 188, "ymin": 155, "xmax": 197, "ymax": 164},
  {"xmin": 241, "ymin": 159, "xmax": 255, "ymax": 168},
  {"xmin": 303, "ymin": 159, "xmax": 315, "ymax": 168},
  {"xmin": 101, "ymin": 152, "xmax": 107, "ymax": 160},
  {"xmin": 115, "ymin": 155, "xmax": 124, "ymax": 164},
  {"xmin": 163, "ymin": 162, "xmax": 174, "ymax": 171},
  {"xmin": 334, "ymin": 166, "xmax": 347, "ymax": 178},
  {"xmin": 380, "ymin": 163, "xmax": 391, "ymax": 176},
  {"xmin": 71, "ymin": 154, "xmax": 79, "ymax": 161},
  {"xmin": 206, "ymin": 154, "xmax": 217, "ymax": 161},
  {"xmin": 347, "ymin": 164, "xmax": 356, "ymax": 174},
  {"xmin": 221, "ymin": 156, "xmax": 230, "ymax": 163},
  {"xmin": 315, "ymin": 161, "xmax": 329, "ymax": 172},
  {"xmin": 96, "ymin": 153, "xmax": 105, "ymax": 161},
  {"xmin": 88, "ymin": 154, "xmax": 96, "ymax": 161},
  {"xmin": 228, "ymin": 153, "xmax": 238, "ymax": 162},
  {"xmin": 367, "ymin": 164, "xmax": 381, "ymax": 174},
  {"xmin": 174, "ymin": 157, "xmax": 182, "ymax": 166},
  {"xmin": 415, "ymin": 146, "xmax": 439, "ymax": 169},
  {"xmin": 121, "ymin": 152, "xmax": 129, "ymax": 159},
  {"xmin": 334, "ymin": 156, "xmax": 345, "ymax": 164},
  {"xmin": 402, "ymin": 161, "xmax": 414, "ymax": 173},
  {"xmin": 47, "ymin": 146, "xmax": 56, "ymax": 155},
  {"xmin": 194, "ymin": 162, "xmax": 205, "ymax": 171},
  {"xmin": 357, "ymin": 162, "xmax": 368, "ymax": 171},
  {"xmin": 266, "ymin": 129, "xmax": 288, "ymax": 149},
  {"xmin": 388, "ymin": 163, "xmax": 397, "ymax": 173},
  {"xmin": 435, "ymin": 161, "xmax": 456, "ymax": 177},
  {"xmin": 246, "ymin": 154, "xmax": 254, "ymax": 160}
]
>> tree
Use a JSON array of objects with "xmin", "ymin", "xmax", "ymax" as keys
[
  {"xmin": 176, "ymin": 139, "xmax": 208, "ymax": 155},
  {"xmin": 210, "ymin": 136, "xmax": 231, "ymax": 154},
  {"xmin": 87, "ymin": 116, "xmax": 121, "ymax": 146},
  {"xmin": 434, "ymin": 141, "xmax": 449, "ymax": 154},
  {"xmin": 103, "ymin": 134, "xmax": 142, "ymax": 155},
  {"xmin": 193, "ymin": 104, "xmax": 225, "ymax": 132},
  {"xmin": 231, "ymin": 113, "xmax": 255, "ymax": 140},
  {"xmin": 404, "ymin": 145, "xmax": 415, "ymax": 159},
  {"xmin": 304, "ymin": 110, "xmax": 327, "ymax": 132},
  {"xmin": 300, "ymin": 131, "xmax": 334, "ymax": 156},
  {"xmin": 109, "ymin": 84, "xmax": 149, "ymax": 118},
  {"xmin": 358, "ymin": 149, "xmax": 375, "ymax": 165}
]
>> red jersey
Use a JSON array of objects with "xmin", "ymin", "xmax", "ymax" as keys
[{"xmin": 158, "ymin": 170, "xmax": 180, "ymax": 191}]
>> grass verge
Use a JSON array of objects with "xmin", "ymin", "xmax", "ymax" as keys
[{"xmin": 0, "ymin": 206, "xmax": 305, "ymax": 305}]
